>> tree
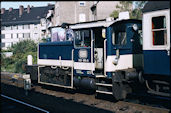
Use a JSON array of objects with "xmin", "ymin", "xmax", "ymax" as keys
[
  {"xmin": 1, "ymin": 39, "xmax": 38, "ymax": 73},
  {"xmin": 110, "ymin": 1, "xmax": 133, "ymax": 19},
  {"xmin": 131, "ymin": 1, "xmax": 147, "ymax": 19},
  {"xmin": 12, "ymin": 40, "xmax": 37, "ymax": 73},
  {"xmin": 110, "ymin": 1, "xmax": 147, "ymax": 20},
  {"xmin": 110, "ymin": 10, "xmax": 119, "ymax": 18}
]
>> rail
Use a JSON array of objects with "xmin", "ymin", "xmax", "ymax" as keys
[{"xmin": 1, "ymin": 94, "xmax": 49, "ymax": 113}]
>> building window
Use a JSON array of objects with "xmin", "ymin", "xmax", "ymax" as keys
[
  {"xmin": 12, "ymin": 26, "xmax": 18, "ymax": 30},
  {"xmin": 13, "ymin": 33, "xmax": 17, "ymax": 38},
  {"xmin": 6, "ymin": 34, "xmax": 11, "ymax": 38},
  {"xmin": 6, "ymin": 42, "xmax": 12, "ymax": 48},
  {"xmin": 79, "ymin": 1, "xmax": 86, "ymax": 6},
  {"xmin": 24, "ymin": 25, "xmax": 30, "ymax": 29},
  {"xmin": 1, "ymin": 43, "xmax": 5, "ymax": 48},
  {"xmin": 79, "ymin": 13, "xmax": 86, "ymax": 22},
  {"xmin": 18, "ymin": 33, "xmax": 23, "ymax": 38},
  {"xmin": 1, "ymin": 34, "xmax": 5, "ymax": 39},
  {"xmin": 18, "ymin": 25, "xmax": 23, "ymax": 30},
  {"xmin": 34, "ymin": 24, "xmax": 38, "ymax": 29},
  {"xmin": 152, "ymin": 16, "xmax": 167, "ymax": 45},
  {"xmin": 11, "ymin": 34, "xmax": 13, "ymax": 39},
  {"xmin": 24, "ymin": 33, "xmax": 30, "ymax": 38},
  {"xmin": 1, "ymin": 26, "xmax": 5, "ymax": 30},
  {"xmin": 34, "ymin": 33, "xmax": 39, "ymax": 38},
  {"xmin": 5, "ymin": 26, "xmax": 12, "ymax": 30}
]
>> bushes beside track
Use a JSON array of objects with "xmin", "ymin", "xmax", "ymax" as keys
[{"xmin": 1, "ymin": 40, "xmax": 37, "ymax": 73}]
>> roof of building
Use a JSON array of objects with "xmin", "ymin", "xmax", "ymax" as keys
[
  {"xmin": 1, "ymin": 5, "xmax": 54, "ymax": 26},
  {"xmin": 142, "ymin": 1, "xmax": 170, "ymax": 13}
]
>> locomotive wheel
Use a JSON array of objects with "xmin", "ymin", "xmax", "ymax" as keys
[{"xmin": 112, "ymin": 82, "xmax": 127, "ymax": 100}]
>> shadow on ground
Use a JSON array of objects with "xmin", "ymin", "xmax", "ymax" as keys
[{"xmin": 1, "ymin": 83, "xmax": 115, "ymax": 113}]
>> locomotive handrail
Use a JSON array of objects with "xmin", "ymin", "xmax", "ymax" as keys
[
  {"xmin": 71, "ymin": 49, "xmax": 74, "ymax": 88},
  {"xmin": 104, "ymin": 39, "xmax": 107, "ymax": 77},
  {"xmin": 113, "ymin": 47, "xmax": 131, "ymax": 50},
  {"xmin": 91, "ymin": 29, "xmax": 94, "ymax": 75},
  {"xmin": 91, "ymin": 39, "xmax": 94, "ymax": 63},
  {"xmin": 91, "ymin": 39, "xmax": 94, "ymax": 75}
]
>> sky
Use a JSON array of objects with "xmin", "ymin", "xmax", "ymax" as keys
[{"xmin": 1, "ymin": 1, "xmax": 55, "ymax": 9}]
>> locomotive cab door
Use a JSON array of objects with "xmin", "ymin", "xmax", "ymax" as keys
[
  {"xmin": 73, "ymin": 29, "xmax": 95, "ymax": 76},
  {"xmin": 93, "ymin": 27, "xmax": 105, "ymax": 75},
  {"xmin": 109, "ymin": 23, "xmax": 134, "ymax": 72}
]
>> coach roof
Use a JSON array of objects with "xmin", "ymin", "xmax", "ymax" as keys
[{"xmin": 142, "ymin": 1, "xmax": 170, "ymax": 13}]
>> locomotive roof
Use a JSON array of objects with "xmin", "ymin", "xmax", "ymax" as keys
[
  {"xmin": 69, "ymin": 20, "xmax": 115, "ymax": 29},
  {"xmin": 109, "ymin": 19, "xmax": 141, "ymax": 26},
  {"xmin": 69, "ymin": 19, "xmax": 141, "ymax": 29},
  {"xmin": 50, "ymin": 19, "xmax": 141, "ymax": 30},
  {"xmin": 142, "ymin": 1, "xmax": 170, "ymax": 13}
]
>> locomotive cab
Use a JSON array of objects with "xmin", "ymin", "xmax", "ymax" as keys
[{"xmin": 95, "ymin": 19, "xmax": 144, "ymax": 100}]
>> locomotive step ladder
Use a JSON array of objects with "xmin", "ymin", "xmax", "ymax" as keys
[
  {"xmin": 95, "ymin": 76, "xmax": 113, "ymax": 95},
  {"xmin": 95, "ymin": 74, "xmax": 105, "ymax": 78},
  {"xmin": 96, "ymin": 90, "xmax": 113, "ymax": 95},
  {"xmin": 96, "ymin": 84, "xmax": 113, "ymax": 95}
]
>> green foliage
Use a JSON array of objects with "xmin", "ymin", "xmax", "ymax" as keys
[
  {"xmin": 1, "ymin": 53, "xmax": 15, "ymax": 72},
  {"xmin": 41, "ymin": 38, "xmax": 47, "ymax": 43},
  {"xmin": 110, "ymin": 10, "xmax": 119, "ymax": 18},
  {"xmin": 11, "ymin": 40, "xmax": 37, "ymax": 54},
  {"xmin": 131, "ymin": 1, "xmax": 147, "ymax": 19},
  {"xmin": 110, "ymin": 1, "xmax": 147, "ymax": 20},
  {"xmin": 110, "ymin": 1, "xmax": 133, "ymax": 18},
  {"xmin": 1, "ymin": 39, "xmax": 37, "ymax": 73},
  {"xmin": 117, "ymin": 1, "xmax": 133, "ymax": 12},
  {"xmin": 134, "ymin": 1, "xmax": 147, "ymax": 9}
]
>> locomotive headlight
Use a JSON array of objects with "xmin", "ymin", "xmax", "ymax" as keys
[
  {"xmin": 113, "ymin": 57, "xmax": 119, "ymax": 65},
  {"xmin": 113, "ymin": 49, "xmax": 120, "ymax": 65},
  {"xmin": 133, "ymin": 24, "xmax": 138, "ymax": 31}
]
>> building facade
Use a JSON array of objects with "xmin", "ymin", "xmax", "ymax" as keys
[
  {"xmin": 1, "ymin": 4, "xmax": 54, "ymax": 50},
  {"xmin": 52, "ymin": 1, "xmax": 121, "ymax": 26}
]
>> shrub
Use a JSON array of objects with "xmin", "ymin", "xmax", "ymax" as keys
[{"xmin": 1, "ymin": 39, "xmax": 37, "ymax": 73}]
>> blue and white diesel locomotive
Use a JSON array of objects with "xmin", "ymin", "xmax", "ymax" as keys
[
  {"xmin": 30, "ymin": 17, "xmax": 143, "ymax": 100},
  {"xmin": 26, "ymin": 1, "xmax": 170, "ymax": 100}
]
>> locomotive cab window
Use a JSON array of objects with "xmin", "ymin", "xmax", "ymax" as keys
[
  {"xmin": 112, "ymin": 30, "xmax": 127, "ymax": 45},
  {"xmin": 152, "ymin": 16, "xmax": 167, "ymax": 46},
  {"xmin": 74, "ymin": 29, "xmax": 91, "ymax": 47},
  {"xmin": 51, "ymin": 27, "xmax": 74, "ymax": 42}
]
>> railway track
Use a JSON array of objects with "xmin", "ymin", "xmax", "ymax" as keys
[
  {"xmin": 1, "ymin": 72, "xmax": 170, "ymax": 113},
  {"xmin": 1, "ymin": 94, "xmax": 49, "ymax": 113}
]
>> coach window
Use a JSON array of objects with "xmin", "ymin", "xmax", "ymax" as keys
[
  {"xmin": 112, "ymin": 30, "xmax": 127, "ymax": 45},
  {"xmin": 75, "ymin": 29, "xmax": 91, "ymax": 47},
  {"xmin": 152, "ymin": 16, "xmax": 167, "ymax": 45}
]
